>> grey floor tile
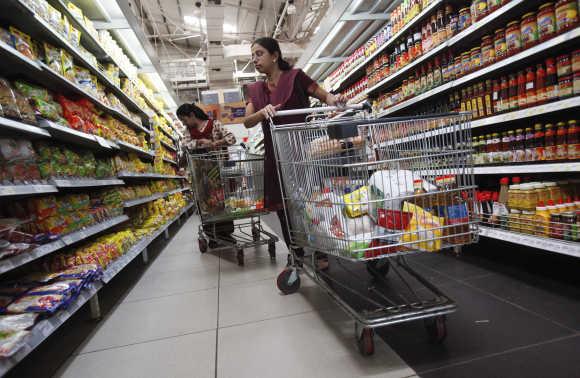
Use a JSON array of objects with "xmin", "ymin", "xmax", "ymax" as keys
[
  {"xmin": 377, "ymin": 281, "xmax": 573, "ymax": 373},
  {"xmin": 78, "ymin": 289, "xmax": 218, "ymax": 353},
  {"xmin": 218, "ymin": 247, "xmax": 288, "ymax": 287},
  {"xmin": 123, "ymin": 264, "xmax": 219, "ymax": 302},
  {"xmin": 147, "ymin": 248, "xmax": 220, "ymax": 274},
  {"xmin": 420, "ymin": 335, "xmax": 580, "ymax": 378},
  {"xmin": 465, "ymin": 273, "xmax": 580, "ymax": 331},
  {"xmin": 219, "ymin": 275, "xmax": 335, "ymax": 328},
  {"xmin": 56, "ymin": 330, "xmax": 216, "ymax": 378},
  {"xmin": 217, "ymin": 310, "xmax": 416, "ymax": 378}
]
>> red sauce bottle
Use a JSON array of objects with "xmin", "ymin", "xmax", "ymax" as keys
[
  {"xmin": 544, "ymin": 123, "xmax": 556, "ymax": 160},
  {"xmin": 525, "ymin": 67, "xmax": 537, "ymax": 108},
  {"xmin": 509, "ymin": 74, "xmax": 519, "ymax": 111},
  {"xmin": 535, "ymin": 63, "xmax": 546, "ymax": 105},
  {"xmin": 545, "ymin": 57, "xmax": 558, "ymax": 101},
  {"xmin": 517, "ymin": 70, "xmax": 527, "ymax": 109}
]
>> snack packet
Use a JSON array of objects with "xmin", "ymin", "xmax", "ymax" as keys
[
  {"xmin": 6, "ymin": 293, "xmax": 69, "ymax": 314},
  {"xmin": 8, "ymin": 27, "xmax": 36, "ymax": 60},
  {"xmin": 0, "ymin": 313, "xmax": 38, "ymax": 331},
  {"xmin": 26, "ymin": 280, "xmax": 82, "ymax": 296},
  {"xmin": 43, "ymin": 42, "xmax": 62, "ymax": 73},
  {"xmin": 0, "ymin": 330, "xmax": 30, "ymax": 357},
  {"xmin": 0, "ymin": 78, "xmax": 21, "ymax": 120}
]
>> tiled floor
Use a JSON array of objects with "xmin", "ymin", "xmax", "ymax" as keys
[
  {"xmin": 50, "ymin": 215, "xmax": 416, "ymax": 378},
  {"xmin": 8, "ymin": 213, "xmax": 580, "ymax": 378}
]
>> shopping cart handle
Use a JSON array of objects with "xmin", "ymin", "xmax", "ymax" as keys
[{"xmin": 274, "ymin": 101, "xmax": 371, "ymax": 117}]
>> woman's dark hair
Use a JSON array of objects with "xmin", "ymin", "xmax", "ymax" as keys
[
  {"xmin": 176, "ymin": 103, "xmax": 209, "ymax": 120},
  {"xmin": 252, "ymin": 37, "xmax": 292, "ymax": 71}
]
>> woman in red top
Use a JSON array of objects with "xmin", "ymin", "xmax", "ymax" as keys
[
  {"xmin": 243, "ymin": 37, "xmax": 346, "ymax": 263},
  {"xmin": 177, "ymin": 103, "xmax": 236, "ymax": 240}
]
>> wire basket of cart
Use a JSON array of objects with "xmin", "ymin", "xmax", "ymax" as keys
[
  {"xmin": 270, "ymin": 105, "xmax": 478, "ymax": 355},
  {"xmin": 187, "ymin": 149, "xmax": 278, "ymax": 265}
]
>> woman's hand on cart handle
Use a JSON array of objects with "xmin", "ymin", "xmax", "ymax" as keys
[
  {"xmin": 326, "ymin": 93, "xmax": 348, "ymax": 108},
  {"xmin": 260, "ymin": 104, "xmax": 281, "ymax": 119}
]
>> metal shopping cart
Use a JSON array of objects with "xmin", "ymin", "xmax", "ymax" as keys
[
  {"xmin": 187, "ymin": 149, "xmax": 278, "ymax": 265},
  {"xmin": 270, "ymin": 105, "xmax": 478, "ymax": 355}
]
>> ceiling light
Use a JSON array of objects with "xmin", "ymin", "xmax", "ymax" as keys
[
  {"xmin": 287, "ymin": 4, "xmax": 297, "ymax": 15},
  {"xmin": 184, "ymin": 15, "xmax": 200, "ymax": 25},
  {"xmin": 223, "ymin": 23, "xmax": 236, "ymax": 34}
]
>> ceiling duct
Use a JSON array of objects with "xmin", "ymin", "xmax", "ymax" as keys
[{"xmin": 223, "ymin": 42, "xmax": 304, "ymax": 60}]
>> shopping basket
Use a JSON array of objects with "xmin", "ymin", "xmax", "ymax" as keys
[
  {"xmin": 187, "ymin": 148, "xmax": 278, "ymax": 265},
  {"xmin": 269, "ymin": 104, "xmax": 478, "ymax": 355}
]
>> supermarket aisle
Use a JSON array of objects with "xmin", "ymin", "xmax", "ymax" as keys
[{"xmin": 54, "ymin": 214, "xmax": 417, "ymax": 378}]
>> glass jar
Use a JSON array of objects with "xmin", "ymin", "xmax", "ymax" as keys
[
  {"xmin": 545, "ymin": 181, "xmax": 561, "ymax": 200},
  {"xmin": 473, "ymin": 0, "xmax": 488, "ymax": 21},
  {"xmin": 573, "ymin": 49, "xmax": 580, "ymax": 72},
  {"xmin": 506, "ymin": 21, "xmax": 522, "ymax": 56},
  {"xmin": 470, "ymin": 46, "xmax": 482, "ymax": 71},
  {"xmin": 494, "ymin": 28, "xmax": 507, "ymax": 60},
  {"xmin": 538, "ymin": 3, "xmax": 557, "ymax": 41},
  {"xmin": 521, "ymin": 210, "xmax": 536, "ymax": 234},
  {"xmin": 521, "ymin": 12, "xmax": 539, "ymax": 48},
  {"xmin": 488, "ymin": 0, "xmax": 502, "ymax": 13},
  {"xmin": 549, "ymin": 213, "xmax": 562, "ymax": 238},
  {"xmin": 555, "ymin": 0, "xmax": 579, "ymax": 33},
  {"xmin": 520, "ymin": 183, "xmax": 538, "ymax": 211},
  {"xmin": 459, "ymin": 7, "xmax": 472, "ymax": 31},
  {"xmin": 557, "ymin": 54, "xmax": 572, "ymax": 76},
  {"xmin": 481, "ymin": 35, "xmax": 495, "ymax": 66},
  {"xmin": 454, "ymin": 56, "xmax": 462, "ymax": 79},
  {"xmin": 535, "ymin": 183, "xmax": 549, "ymax": 204},
  {"xmin": 559, "ymin": 74, "xmax": 574, "ymax": 98},
  {"xmin": 574, "ymin": 72, "xmax": 580, "ymax": 95},
  {"xmin": 561, "ymin": 212, "xmax": 576, "ymax": 240},
  {"xmin": 461, "ymin": 51, "xmax": 471, "ymax": 75},
  {"xmin": 508, "ymin": 184, "xmax": 522, "ymax": 209},
  {"xmin": 509, "ymin": 209, "xmax": 522, "ymax": 232}
]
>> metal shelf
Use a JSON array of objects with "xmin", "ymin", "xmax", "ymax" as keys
[
  {"xmin": 163, "ymin": 158, "xmax": 178, "ymax": 166},
  {"xmin": 366, "ymin": 0, "xmax": 529, "ymax": 95},
  {"xmin": 479, "ymin": 226, "xmax": 580, "ymax": 257},
  {"xmin": 0, "ymin": 184, "xmax": 58, "ymax": 197},
  {"xmin": 0, "ymin": 215, "xmax": 129, "ymax": 276},
  {"xmin": 116, "ymin": 141, "xmax": 156, "ymax": 160},
  {"xmin": 0, "ymin": 38, "xmax": 42, "ymax": 77},
  {"xmin": 160, "ymin": 140, "xmax": 177, "ymax": 152},
  {"xmin": 330, "ymin": 0, "xmax": 443, "ymax": 92},
  {"xmin": 123, "ymin": 188, "xmax": 189, "ymax": 208},
  {"xmin": 0, "ymin": 282, "xmax": 103, "ymax": 376},
  {"xmin": 50, "ymin": 178, "xmax": 125, "ymax": 188},
  {"xmin": 378, "ymin": 27, "xmax": 580, "ymax": 117},
  {"xmin": 474, "ymin": 162, "xmax": 580, "ymax": 174},
  {"xmin": 60, "ymin": 215, "xmax": 129, "ymax": 246},
  {"xmin": 38, "ymin": 119, "xmax": 116, "ymax": 152},
  {"xmin": 0, "ymin": 116, "xmax": 50, "ymax": 139},
  {"xmin": 471, "ymin": 97, "xmax": 580, "ymax": 129},
  {"xmin": 117, "ymin": 172, "xmax": 185, "ymax": 180},
  {"xmin": 102, "ymin": 203, "xmax": 193, "ymax": 283},
  {"xmin": 158, "ymin": 126, "xmax": 177, "ymax": 141}
]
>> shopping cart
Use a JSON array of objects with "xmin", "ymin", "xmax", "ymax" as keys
[
  {"xmin": 187, "ymin": 148, "xmax": 278, "ymax": 265},
  {"xmin": 270, "ymin": 104, "xmax": 478, "ymax": 355}
]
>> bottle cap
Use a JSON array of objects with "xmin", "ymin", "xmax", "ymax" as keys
[
  {"xmin": 537, "ymin": 200, "xmax": 545, "ymax": 207},
  {"xmin": 512, "ymin": 176, "xmax": 521, "ymax": 184},
  {"xmin": 547, "ymin": 199, "xmax": 555, "ymax": 206}
]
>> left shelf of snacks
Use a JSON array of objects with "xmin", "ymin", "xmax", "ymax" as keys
[{"xmin": 0, "ymin": 0, "xmax": 192, "ymax": 368}]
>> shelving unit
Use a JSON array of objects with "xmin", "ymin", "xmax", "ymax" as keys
[
  {"xmin": 123, "ymin": 187, "xmax": 190, "ymax": 208},
  {"xmin": 117, "ymin": 172, "xmax": 186, "ymax": 180},
  {"xmin": 37, "ymin": 119, "xmax": 118, "ymax": 152},
  {"xmin": 0, "ymin": 184, "xmax": 58, "ymax": 197},
  {"xmin": 479, "ymin": 227, "xmax": 580, "ymax": 257},
  {"xmin": 161, "ymin": 140, "xmax": 177, "ymax": 152},
  {"xmin": 163, "ymin": 157, "xmax": 178, "ymax": 166},
  {"xmin": 50, "ymin": 178, "xmax": 125, "ymax": 188},
  {"xmin": 323, "ymin": 1, "xmax": 580, "ymax": 259},
  {"xmin": 116, "ymin": 140, "xmax": 156, "ymax": 160}
]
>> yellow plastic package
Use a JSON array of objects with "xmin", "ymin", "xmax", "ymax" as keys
[
  {"xmin": 343, "ymin": 186, "xmax": 369, "ymax": 218},
  {"xmin": 401, "ymin": 202, "xmax": 444, "ymax": 252}
]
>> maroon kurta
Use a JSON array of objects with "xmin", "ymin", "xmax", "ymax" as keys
[{"xmin": 247, "ymin": 68, "xmax": 317, "ymax": 211}]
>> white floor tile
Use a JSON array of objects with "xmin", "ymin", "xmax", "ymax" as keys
[
  {"xmin": 147, "ymin": 249, "xmax": 220, "ymax": 274},
  {"xmin": 218, "ymin": 247, "xmax": 288, "ymax": 287},
  {"xmin": 78, "ymin": 289, "xmax": 217, "ymax": 353},
  {"xmin": 123, "ymin": 264, "xmax": 219, "ymax": 302},
  {"xmin": 219, "ymin": 276, "xmax": 335, "ymax": 328},
  {"xmin": 217, "ymin": 310, "xmax": 416, "ymax": 378},
  {"xmin": 56, "ymin": 330, "xmax": 216, "ymax": 378}
]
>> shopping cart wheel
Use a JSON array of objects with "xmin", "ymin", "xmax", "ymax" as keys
[
  {"xmin": 198, "ymin": 238, "xmax": 208, "ymax": 254},
  {"xmin": 355, "ymin": 324, "xmax": 375, "ymax": 356},
  {"xmin": 276, "ymin": 268, "xmax": 300, "ymax": 295},
  {"xmin": 425, "ymin": 315, "xmax": 447, "ymax": 344},
  {"xmin": 236, "ymin": 248, "xmax": 244, "ymax": 266},
  {"xmin": 366, "ymin": 259, "xmax": 390, "ymax": 278},
  {"xmin": 209, "ymin": 240, "xmax": 219, "ymax": 249},
  {"xmin": 268, "ymin": 242, "xmax": 276, "ymax": 260},
  {"xmin": 252, "ymin": 227, "xmax": 260, "ymax": 242}
]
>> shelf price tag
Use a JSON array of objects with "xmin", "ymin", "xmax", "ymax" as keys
[{"xmin": 95, "ymin": 136, "xmax": 111, "ymax": 148}]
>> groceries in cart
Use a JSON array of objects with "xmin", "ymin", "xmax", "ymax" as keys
[{"xmin": 299, "ymin": 169, "xmax": 472, "ymax": 258}]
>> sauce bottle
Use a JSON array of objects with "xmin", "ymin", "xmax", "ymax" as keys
[
  {"xmin": 556, "ymin": 121, "xmax": 568, "ymax": 160},
  {"xmin": 507, "ymin": 130, "xmax": 516, "ymax": 161},
  {"xmin": 477, "ymin": 83, "xmax": 486, "ymax": 119},
  {"xmin": 514, "ymin": 128, "xmax": 525, "ymax": 162},
  {"xmin": 567, "ymin": 119, "xmax": 578, "ymax": 160},
  {"xmin": 433, "ymin": 56, "xmax": 442, "ymax": 86},
  {"xmin": 500, "ymin": 131, "xmax": 510, "ymax": 162},
  {"xmin": 525, "ymin": 67, "xmax": 537, "ymax": 107},
  {"xmin": 499, "ymin": 76, "xmax": 509, "ymax": 113},
  {"xmin": 517, "ymin": 70, "xmax": 527, "ymax": 109},
  {"xmin": 534, "ymin": 123, "xmax": 546, "ymax": 161},
  {"xmin": 524, "ymin": 127, "xmax": 536, "ymax": 161},
  {"xmin": 509, "ymin": 73, "xmax": 519, "ymax": 111},
  {"xmin": 544, "ymin": 123, "xmax": 556, "ymax": 160},
  {"xmin": 470, "ymin": 86, "xmax": 479, "ymax": 119},
  {"xmin": 536, "ymin": 201, "xmax": 550, "ymax": 236},
  {"xmin": 545, "ymin": 57, "xmax": 558, "ymax": 101},
  {"xmin": 492, "ymin": 79, "xmax": 501, "ymax": 113},
  {"xmin": 536, "ymin": 63, "xmax": 547, "ymax": 104},
  {"xmin": 484, "ymin": 80, "xmax": 494, "ymax": 116}
]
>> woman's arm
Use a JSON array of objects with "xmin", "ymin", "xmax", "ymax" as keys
[
  {"xmin": 243, "ymin": 102, "xmax": 280, "ymax": 129},
  {"xmin": 311, "ymin": 86, "xmax": 348, "ymax": 107}
]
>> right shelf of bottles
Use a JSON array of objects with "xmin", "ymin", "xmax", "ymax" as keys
[{"xmin": 325, "ymin": 0, "xmax": 580, "ymax": 254}]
